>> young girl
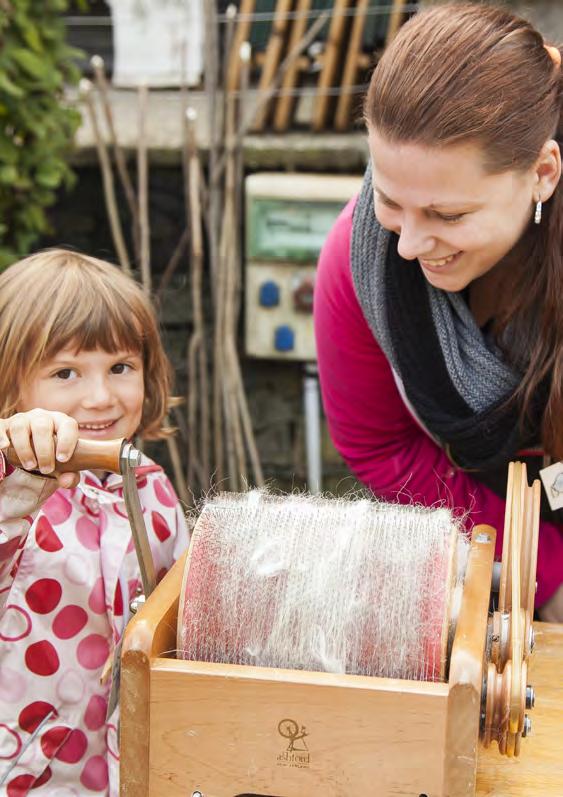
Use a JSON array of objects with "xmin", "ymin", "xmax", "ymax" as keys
[
  {"xmin": 315, "ymin": 4, "xmax": 563, "ymax": 619},
  {"xmin": 0, "ymin": 249, "xmax": 189, "ymax": 795}
]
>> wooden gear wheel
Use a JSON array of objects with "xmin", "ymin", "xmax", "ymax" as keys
[{"xmin": 482, "ymin": 462, "xmax": 541, "ymax": 756}]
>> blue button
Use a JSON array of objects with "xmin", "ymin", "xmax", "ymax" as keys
[
  {"xmin": 259, "ymin": 280, "xmax": 280, "ymax": 307},
  {"xmin": 274, "ymin": 325, "xmax": 295, "ymax": 352}
]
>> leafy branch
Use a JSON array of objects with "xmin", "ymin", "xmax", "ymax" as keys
[{"xmin": 0, "ymin": 0, "xmax": 86, "ymax": 267}]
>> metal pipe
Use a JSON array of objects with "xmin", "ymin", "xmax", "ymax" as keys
[{"xmin": 303, "ymin": 362, "xmax": 322, "ymax": 493}]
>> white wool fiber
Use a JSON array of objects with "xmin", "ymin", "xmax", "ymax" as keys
[{"xmin": 178, "ymin": 491, "xmax": 469, "ymax": 682}]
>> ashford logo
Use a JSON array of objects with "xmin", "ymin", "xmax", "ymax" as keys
[{"xmin": 276, "ymin": 718, "xmax": 310, "ymax": 768}]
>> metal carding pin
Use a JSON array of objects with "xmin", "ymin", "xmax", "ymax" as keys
[
  {"xmin": 522, "ymin": 715, "xmax": 532, "ymax": 738},
  {"xmin": 526, "ymin": 685, "xmax": 535, "ymax": 710},
  {"xmin": 191, "ymin": 792, "xmax": 203, "ymax": 797}
]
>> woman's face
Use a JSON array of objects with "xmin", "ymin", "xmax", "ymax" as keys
[{"xmin": 368, "ymin": 126, "xmax": 538, "ymax": 292}]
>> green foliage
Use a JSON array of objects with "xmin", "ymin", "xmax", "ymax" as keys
[{"xmin": 0, "ymin": 1, "xmax": 86, "ymax": 269}]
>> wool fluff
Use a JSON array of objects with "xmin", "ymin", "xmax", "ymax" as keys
[{"xmin": 177, "ymin": 491, "xmax": 469, "ymax": 682}]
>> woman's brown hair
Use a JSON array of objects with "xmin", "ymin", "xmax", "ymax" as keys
[
  {"xmin": 365, "ymin": 2, "xmax": 562, "ymax": 459},
  {"xmin": 0, "ymin": 249, "xmax": 173, "ymax": 440}
]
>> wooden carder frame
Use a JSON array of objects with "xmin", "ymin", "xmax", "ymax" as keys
[{"xmin": 120, "ymin": 525, "xmax": 497, "ymax": 797}]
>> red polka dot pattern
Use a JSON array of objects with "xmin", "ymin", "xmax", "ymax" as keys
[
  {"xmin": 25, "ymin": 640, "xmax": 60, "ymax": 676},
  {"xmin": 19, "ymin": 701, "xmax": 57, "ymax": 733},
  {"xmin": 0, "ymin": 724, "xmax": 22, "ymax": 760},
  {"xmin": 0, "ymin": 537, "xmax": 21, "ymax": 563},
  {"xmin": 80, "ymin": 755, "xmax": 109, "ymax": 791},
  {"xmin": 75, "ymin": 516, "xmax": 100, "ymax": 551},
  {"xmin": 40, "ymin": 725, "xmax": 69, "ymax": 758},
  {"xmin": 32, "ymin": 765, "xmax": 52, "ymax": 788},
  {"xmin": 154, "ymin": 479, "xmax": 176, "ymax": 508},
  {"xmin": 35, "ymin": 516, "xmax": 63, "ymax": 552},
  {"xmin": 84, "ymin": 695, "xmax": 107, "ymax": 731},
  {"xmin": 88, "ymin": 578, "xmax": 106, "ymax": 615},
  {"xmin": 0, "ymin": 605, "xmax": 31, "ymax": 642},
  {"xmin": 44, "ymin": 491, "xmax": 73, "ymax": 525},
  {"xmin": 152, "ymin": 511, "xmax": 171, "ymax": 542},
  {"xmin": 52, "ymin": 605, "xmax": 88, "ymax": 640},
  {"xmin": 106, "ymin": 722, "xmax": 119, "ymax": 761},
  {"xmin": 113, "ymin": 583, "xmax": 123, "ymax": 616},
  {"xmin": 55, "ymin": 728, "xmax": 87, "ymax": 764},
  {"xmin": 25, "ymin": 579, "xmax": 62, "ymax": 615},
  {"xmin": 6, "ymin": 773, "xmax": 34, "ymax": 797},
  {"xmin": 1, "ymin": 463, "xmax": 182, "ymax": 793},
  {"xmin": 76, "ymin": 634, "xmax": 110, "ymax": 671}
]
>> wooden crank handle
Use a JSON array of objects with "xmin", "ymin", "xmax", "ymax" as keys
[{"xmin": 5, "ymin": 438, "xmax": 125, "ymax": 476}]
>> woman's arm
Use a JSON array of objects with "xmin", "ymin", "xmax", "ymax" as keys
[{"xmin": 314, "ymin": 200, "xmax": 563, "ymax": 608}]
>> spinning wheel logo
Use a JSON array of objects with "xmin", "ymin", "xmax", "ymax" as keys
[
  {"xmin": 276, "ymin": 718, "xmax": 310, "ymax": 768},
  {"xmin": 550, "ymin": 471, "xmax": 563, "ymax": 499},
  {"xmin": 539, "ymin": 461, "xmax": 563, "ymax": 512}
]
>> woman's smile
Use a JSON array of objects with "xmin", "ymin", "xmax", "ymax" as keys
[{"xmin": 419, "ymin": 251, "xmax": 463, "ymax": 272}]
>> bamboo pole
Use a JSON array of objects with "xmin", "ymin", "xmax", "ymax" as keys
[
  {"xmin": 213, "ymin": 9, "xmax": 330, "ymax": 186},
  {"xmin": 386, "ymin": 0, "xmax": 408, "ymax": 46},
  {"xmin": 163, "ymin": 417, "xmax": 191, "ymax": 507},
  {"xmin": 79, "ymin": 80, "xmax": 131, "ymax": 274},
  {"xmin": 137, "ymin": 83, "xmax": 151, "ymax": 293},
  {"xmin": 204, "ymin": 1, "xmax": 221, "ymax": 299},
  {"xmin": 225, "ymin": 0, "xmax": 256, "ymax": 93},
  {"xmin": 90, "ymin": 55, "xmax": 141, "ymax": 264},
  {"xmin": 223, "ymin": 96, "xmax": 247, "ymax": 487},
  {"xmin": 185, "ymin": 107, "xmax": 210, "ymax": 491},
  {"xmin": 251, "ymin": 0, "xmax": 294, "ymax": 131},
  {"xmin": 273, "ymin": 0, "xmax": 312, "ymax": 132},
  {"xmin": 156, "ymin": 227, "xmax": 189, "ymax": 299}
]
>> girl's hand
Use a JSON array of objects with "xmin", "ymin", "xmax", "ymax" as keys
[
  {"xmin": 538, "ymin": 583, "xmax": 563, "ymax": 624},
  {"xmin": 0, "ymin": 409, "xmax": 80, "ymax": 489}
]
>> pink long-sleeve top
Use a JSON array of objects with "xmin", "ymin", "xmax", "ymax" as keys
[{"xmin": 314, "ymin": 197, "xmax": 563, "ymax": 606}]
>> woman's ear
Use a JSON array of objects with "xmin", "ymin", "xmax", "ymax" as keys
[{"xmin": 533, "ymin": 139, "xmax": 562, "ymax": 202}]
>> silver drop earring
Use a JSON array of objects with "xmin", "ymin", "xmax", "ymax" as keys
[{"xmin": 534, "ymin": 199, "xmax": 543, "ymax": 225}]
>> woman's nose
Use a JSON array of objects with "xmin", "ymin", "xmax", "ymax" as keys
[{"xmin": 396, "ymin": 218, "xmax": 435, "ymax": 261}]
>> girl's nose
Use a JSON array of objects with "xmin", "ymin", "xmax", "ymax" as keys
[
  {"xmin": 396, "ymin": 217, "xmax": 435, "ymax": 261},
  {"xmin": 81, "ymin": 377, "xmax": 114, "ymax": 408}
]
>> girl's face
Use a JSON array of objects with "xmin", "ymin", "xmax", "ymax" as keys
[
  {"xmin": 368, "ymin": 127, "xmax": 538, "ymax": 292},
  {"xmin": 18, "ymin": 346, "xmax": 145, "ymax": 441}
]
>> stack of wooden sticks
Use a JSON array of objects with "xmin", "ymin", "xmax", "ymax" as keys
[{"xmin": 225, "ymin": 0, "xmax": 413, "ymax": 132}]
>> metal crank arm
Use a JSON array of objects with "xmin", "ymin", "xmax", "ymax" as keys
[{"xmin": 119, "ymin": 441, "xmax": 156, "ymax": 598}]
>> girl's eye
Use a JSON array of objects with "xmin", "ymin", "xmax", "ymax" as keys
[
  {"xmin": 111, "ymin": 363, "xmax": 132, "ymax": 375},
  {"xmin": 53, "ymin": 368, "xmax": 76, "ymax": 380}
]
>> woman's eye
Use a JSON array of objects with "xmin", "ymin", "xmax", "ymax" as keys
[
  {"xmin": 378, "ymin": 195, "xmax": 400, "ymax": 210},
  {"xmin": 111, "ymin": 363, "xmax": 131, "ymax": 375},
  {"xmin": 53, "ymin": 368, "xmax": 76, "ymax": 380},
  {"xmin": 438, "ymin": 212, "xmax": 465, "ymax": 223}
]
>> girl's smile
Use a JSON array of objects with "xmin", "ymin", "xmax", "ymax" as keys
[{"xmin": 18, "ymin": 346, "xmax": 145, "ymax": 442}]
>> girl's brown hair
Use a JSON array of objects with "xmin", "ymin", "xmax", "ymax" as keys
[
  {"xmin": 0, "ymin": 249, "xmax": 173, "ymax": 440},
  {"xmin": 365, "ymin": 2, "xmax": 562, "ymax": 459}
]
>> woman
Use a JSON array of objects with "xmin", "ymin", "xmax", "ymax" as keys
[{"xmin": 314, "ymin": 3, "xmax": 563, "ymax": 619}]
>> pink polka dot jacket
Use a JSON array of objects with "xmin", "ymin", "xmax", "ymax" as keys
[{"xmin": 0, "ymin": 454, "xmax": 189, "ymax": 796}]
